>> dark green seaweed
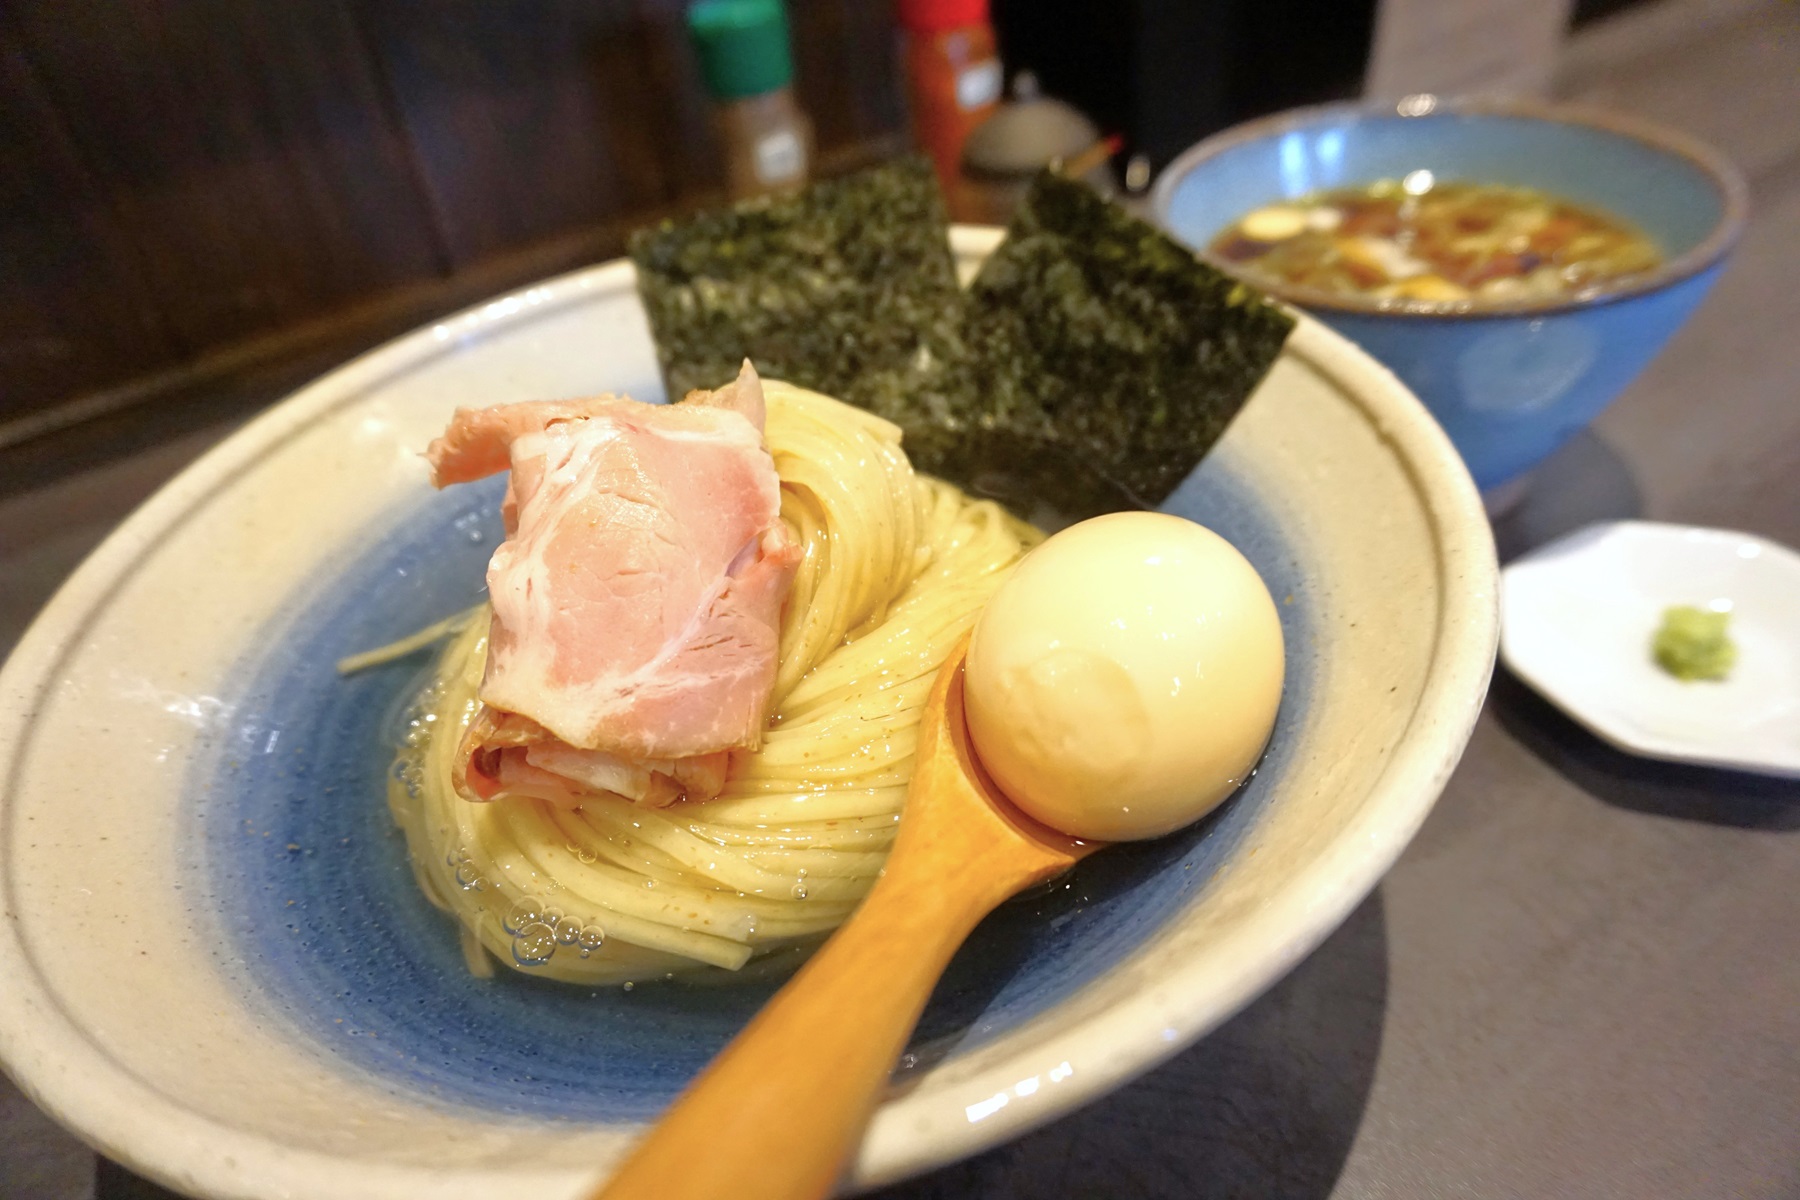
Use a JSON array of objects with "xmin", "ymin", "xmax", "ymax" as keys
[
  {"xmin": 956, "ymin": 170, "xmax": 1295, "ymax": 507},
  {"xmin": 632, "ymin": 161, "xmax": 1293, "ymax": 521},
  {"xmin": 629, "ymin": 156, "xmax": 968, "ymax": 435}
]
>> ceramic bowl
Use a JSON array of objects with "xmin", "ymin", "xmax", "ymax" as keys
[
  {"xmin": 1151, "ymin": 97, "xmax": 1747, "ymax": 494},
  {"xmin": 1502, "ymin": 520, "xmax": 1800, "ymax": 775},
  {"xmin": 0, "ymin": 228, "xmax": 1497, "ymax": 1199}
]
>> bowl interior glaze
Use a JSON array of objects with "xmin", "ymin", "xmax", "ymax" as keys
[{"xmin": 0, "ymin": 230, "xmax": 1497, "ymax": 1200}]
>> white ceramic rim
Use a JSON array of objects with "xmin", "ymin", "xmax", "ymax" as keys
[{"xmin": 0, "ymin": 227, "xmax": 1498, "ymax": 1199}]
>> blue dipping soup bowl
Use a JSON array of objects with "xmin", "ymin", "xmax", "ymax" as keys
[{"xmin": 1152, "ymin": 97, "xmax": 1746, "ymax": 495}]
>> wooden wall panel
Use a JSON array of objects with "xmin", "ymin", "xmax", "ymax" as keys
[
  {"xmin": 0, "ymin": 34, "xmax": 178, "ymax": 422},
  {"xmin": 620, "ymin": 0, "xmax": 734, "ymax": 211},
  {"xmin": 359, "ymin": 0, "xmax": 906, "ymax": 269},
  {"xmin": 790, "ymin": 0, "xmax": 905, "ymax": 157},
  {"xmin": 358, "ymin": 0, "xmax": 702, "ymax": 267},
  {"xmin": 0, "ymin": 0, "xmax": 906, "ymax": 437},
  {"xmin": 7, "ymin": 0, "xmax": 446, "ymax": 353}
]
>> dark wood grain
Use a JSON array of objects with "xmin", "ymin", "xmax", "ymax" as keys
[
  {"xmin": 790, "ymin": 0, "xmax": 899, "ymax": 156},
  {"xmin": 359, "ymin": 0, "xmax": 677, "ymax": 265},
  {"xmin": 828, "ymin": 0, "xmax": 907, "ymax": 144},
  {"xmin": 360, "ymin": 0, "xmax": 905, "ymax": 268},
  {"xmin": 0, "ymin": 0, "xmax": 905, "ymax": 437},
  {"xmin": 7, "ymin": 0, "xmax": 447, "ymax": 353},
  {"xmin": 0, "ymin": 29, "xmax": 177, "ymax": 423},
  {"xmin": 0, "ymin": 128, "xmax": 905, "ymax": 455}
]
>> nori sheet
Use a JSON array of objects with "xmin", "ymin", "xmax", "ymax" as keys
[
  {"xmin": 955, "ymin": 171, "xmax": 1295, "ymax": 508},
  {"xmin": 629, "ymin": 156, "xmax": 967, "ymax": 436},
  {"xmin": 631, "ymin": 160, "xmax": 1294, "ymax": 521}
]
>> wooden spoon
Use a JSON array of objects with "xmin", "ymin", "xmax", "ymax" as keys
[{"xmin": 590, "ymin": 636, "xmax": 1102, "ymax": 1200}]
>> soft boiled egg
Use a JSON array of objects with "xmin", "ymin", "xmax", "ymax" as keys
[{"xmin": 964, "ymin": 512, "xmax": 1285, "ymax": 841}]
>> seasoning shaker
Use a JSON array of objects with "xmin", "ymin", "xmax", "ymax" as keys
[
  {"xmin": 689, "ymin": 0, "xmax": 814, "ymax": 200},
  {"xmin": 897, "ymin": 0, "xmax": 1003, "ymax": 204}
]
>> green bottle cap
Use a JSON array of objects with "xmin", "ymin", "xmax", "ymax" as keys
[{"xmin": 688, "ymin": 0, "xmax": 795, "ymax": 100}]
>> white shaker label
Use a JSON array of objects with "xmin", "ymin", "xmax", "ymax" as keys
[
  {"xmin": 753, "ymin": 130, "xmax": 805, "ymax": 185},
  {"xmin": 955, "ymin": 59, "xmax": 1002, "ymax": 112}
]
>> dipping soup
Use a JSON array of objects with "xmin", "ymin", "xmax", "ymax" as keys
[{"xmin": 1209, "ymin": 175, "xmax": 1664, "ymax": 308}]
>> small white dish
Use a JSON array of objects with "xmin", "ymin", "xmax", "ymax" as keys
[{"xmin": 1501, "ymin": 520, "xmax": 1800, "ymax": 775}]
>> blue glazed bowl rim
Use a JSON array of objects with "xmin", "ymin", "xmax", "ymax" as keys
[{"xmin": 1151, "ymin": 94, "xmax": 1749, "ymax": 321}]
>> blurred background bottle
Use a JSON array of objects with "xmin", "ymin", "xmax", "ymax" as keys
[
  {"xmin": 689, "ymin": 0, "xmax": 814, "ymax": 200},
  {"xmin": 897, "ymin": 0, "xmax": 1003, "ymax": 209}
]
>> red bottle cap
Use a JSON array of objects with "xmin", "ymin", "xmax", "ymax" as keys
[{"xmin": 897, "ymin": 0, "xmax": 990, "ymax": 34}]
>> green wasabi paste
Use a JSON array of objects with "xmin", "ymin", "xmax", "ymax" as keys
[{"xmin": 1651, "ymin": 605, "xmax": 1736, "ymax": 682}]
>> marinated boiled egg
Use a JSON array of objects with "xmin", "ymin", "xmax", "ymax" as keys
[{"xmin": 964, "ymin": 512, "xmax": 1285, "ymax": 841}]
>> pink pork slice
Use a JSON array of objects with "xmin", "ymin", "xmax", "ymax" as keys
[{"xmin": 424, "ymin": 362, "xmax": 800, "ymax": 807}]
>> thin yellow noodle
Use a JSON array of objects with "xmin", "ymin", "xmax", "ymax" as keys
[
  {"xmin": 683, "ymin": 814, "xmax": 898, "ymax": 850},
  {"xmin": 335, "ymin": 611, "xmax": 472, "ymax": 674},
  {"xmin": 683, "ymin": 789, "xmax": 910, "ymax": 826},
  {"xmin": 386, "ymin": 382, "xmax": 1039, "ymax": 984}
]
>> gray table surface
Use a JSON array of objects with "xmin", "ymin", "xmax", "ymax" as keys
[{"xmin": 3, "ymin": 1, "xmax": 1797, "ymax": 1197}]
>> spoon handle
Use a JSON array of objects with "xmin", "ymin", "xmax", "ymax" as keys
[
  {"xmin": 590, "ymin": 651, "xmax": 1091, "ymax": 1200},
  {"xmin": 589, "ymin": 840, "xmax": 1029, "ymax": 1200}
]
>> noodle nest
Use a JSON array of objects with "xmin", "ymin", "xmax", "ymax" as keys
[{"xmin": 389, "ymin": 382, "xmax": 1040, "ymax": 983}]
